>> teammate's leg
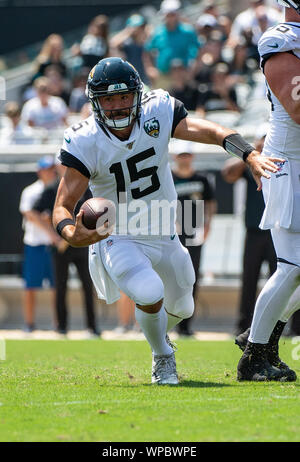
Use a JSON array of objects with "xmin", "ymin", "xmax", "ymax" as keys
[
  {"xmin": 237, "ymin": 227, "xmax": 300, "ymax": 381},
  {"xmin": 249, "ymin": 227, "xmax": 300, "ymax": 344},
  {"xmin": 280, "ymin": 285, "xmax": 300, "ymax": 326}
]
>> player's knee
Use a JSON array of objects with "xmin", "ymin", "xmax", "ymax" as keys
[
  {"xmin": 127, "ymin": 268, "xmax": 164, "ymax": 306},
  {"xmin": 171, "ymin": 293, "xmax": 195, "ymax": 319}
]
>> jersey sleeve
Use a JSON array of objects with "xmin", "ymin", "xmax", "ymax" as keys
[
  {"xmin": 172, "ymin": 98, "xmax": 188, "ymax": 136},
  {"xmin": 60, "ymin": 122, "xmax": 96, "ymax": 179},
  {"xmin": 258, "ymin": 24, "xmax": 298, "ymax": 70}
]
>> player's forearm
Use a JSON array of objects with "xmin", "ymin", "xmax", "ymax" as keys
[{"xmin": 52, "ymin": 204, "xmax": 75, "ymax": 242}]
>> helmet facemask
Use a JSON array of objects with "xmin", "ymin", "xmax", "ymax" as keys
[{"xmin": 87, "ymin": 82, "xmax": 143, "ymax": 130}]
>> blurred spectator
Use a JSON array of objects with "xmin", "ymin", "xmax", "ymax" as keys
[
  {"xmin": 32, "ymin": 161, "xmax": 100, "ymax": 337},
  {"xmin": 114, "ymin": 292, "xmax": 136, "ymax": 334},
  {"xmin": 167, "ymin": 59, "xmax": 200, "ymax": 111},
  {"xmin": 202, "ymin": 0, "xmax": 232, "ymax": 39},
  {"xmin": 226, "ymin": 0, "xmax": 281, "ymax": 60},
  {"xmin": 196, "ymin": 14, "xmax": 223, "ymax": 44},
  {"xmin": 32, "ymin": 34, "xmax": 67, "ymax": 81},
  {"xmin": 44, "ymin": 66, "xmax": 70, "ymax": 105},
  {"xmin": 222, "ymin": 126, "xmax": 277, "ymax": 335},
  {"xmin": 80, "ymin": 102, "xmax": 93, "ymax": 119},
  {"xmin": 21, "ymin": 77, "xmax": 68, "ymax": 129},
  {"xmin": 196, "ymin": 62, "xmax": 239, "ymax": 117},
  {"xmin": 191, "ymin": 35, "xmax": 223, "ymax": 85},
  {"xmin": 110, "ymin": 14, "xmax": 150, "ymax": 86},
  {"xmin": 69, "ymin": 68, "xmax": 90, "ymax": 113},
  {"xmin": 144, "ymin": 0, "xmax": 200, "ymax": 85},
  {"xmin": 19, "ymin": 156, "xmax": 58, "ymax": 333},
  {"xmin": 0, "ymin": 102, "xmax": 35, "ymax": 145},
  {"xmin": 228, "ymin": 41, "xmax": 256, "ymax": 80},
  {"xmin": 73, "ymin": 15, "xmax": 109, "ymax": 69},
  {"xmin": 172, "ymin": 142, "xmax": 216, "ymax": 335}
]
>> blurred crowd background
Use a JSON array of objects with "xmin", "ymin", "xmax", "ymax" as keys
[
  {"xmin": 1, "ymin": 0, "xmax": 298, "ymax": 337},
  {"xmin": 0, "ymin": 0, "xmax": 284, "ymax": 145}
]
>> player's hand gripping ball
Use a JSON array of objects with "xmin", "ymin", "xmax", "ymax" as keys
[{"xmin": 80, "ymin": 197, "xmax": 116, "ymax": 237}]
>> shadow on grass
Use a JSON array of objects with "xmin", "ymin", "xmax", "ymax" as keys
[
  {"xmin": 136, "ymin": 380, "xmax": 232, "ymax": 388},
  {"xmin": 177, "ymin": 380, "xmax": 231, "ymax": 388}
]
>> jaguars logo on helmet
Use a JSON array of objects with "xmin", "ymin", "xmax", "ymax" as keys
[
  {"xmin": 86, "ymin": 57, "xmax": 144, "ymax": 130},
  {"xmin": 277, "ymin": 0, "xmax": 300, "ymax": 14}
]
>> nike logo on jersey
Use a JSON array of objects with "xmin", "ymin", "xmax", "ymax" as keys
[
  {"xmin": 170, "ymin": 235, "xmax": 176, "ymax": 240},
  {"xmin": 64, "ymin": 136, "xmax": 71, "ymax": 143},
  {"xmin": 268, "ymin": 43, "xmax": 279, "ymax": 49}
]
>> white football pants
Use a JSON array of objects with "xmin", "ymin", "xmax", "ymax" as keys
[{"xmin": 100, "ymin": 234, "xmax": 195, "ymax": 320}]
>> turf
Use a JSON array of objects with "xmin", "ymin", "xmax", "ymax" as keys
[{"xmin": 0, "ymin": 338, "xmax": 299, "ymax": 442}]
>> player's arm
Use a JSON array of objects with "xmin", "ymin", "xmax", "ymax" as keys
[
  {"xmin": 53, "ymin": 167, "xmax": 108, "ymax": 247},
  {"xmin": 264, "ymin": 52, "xmax": 300, "ymax": 125},
  {"xmin": 23, "ymin": 210, "xmax": 60, "ymax": 245},
  {"xmin": 173, "ymin": 117, "xmax": 284, "ymax": 190},
  {"xmin": 221, "ymin": 158, "xmax": 246, "ymax": 184}
]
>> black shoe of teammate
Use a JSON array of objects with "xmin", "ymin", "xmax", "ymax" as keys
[
  {"xmin": 235, "ymin": 323, "xmax": 297, "ymax": 381},
  {"xmin": 235, "ymin": 328, "xmax": 250, "ymax": 351},
  {"xmin": 237, "ymin": 342, "xmax": 286, "ymax": 382}
]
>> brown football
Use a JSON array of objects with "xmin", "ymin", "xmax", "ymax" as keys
[{"xmin": 80, "ymin": 197, "xmax": 115, "ymax": 231}]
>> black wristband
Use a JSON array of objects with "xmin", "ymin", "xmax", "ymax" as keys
[
  {"xmin": 223, "ymin": 133, "xmax": 254, "ymax": 162},
  {"xmin": 56, "ymin": 218, "xmax": 75, "ymax": 237}
]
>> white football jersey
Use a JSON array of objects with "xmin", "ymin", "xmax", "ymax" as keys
[
  {"xmin": 61, "ymin": 89, "xmax": 184, "ymax": 237},
  {"xmin": 258, "ymin": 22, "xmax": 300, "ymax": 159}
]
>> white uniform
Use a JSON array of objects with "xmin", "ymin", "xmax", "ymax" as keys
[
  {"xmin": 258, "ymin": 23, "xmax": 300, "ymax": 260},
  {"xmin": 60, "ymin": 89, "xmax": 195, "ymax": 317},
  {"xmin": 248, "ymin": 22, "xmax": 300, "ymax": 344}
]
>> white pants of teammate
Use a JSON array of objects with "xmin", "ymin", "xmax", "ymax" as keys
[
  {"xmin": 249, "ymin": 157, "xmax": 300, "ymax": 344},
  {"xmin": 100, "ymin": 234, "xmax": 195, "ymax": 320}
]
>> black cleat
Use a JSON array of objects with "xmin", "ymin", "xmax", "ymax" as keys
[
  {"xmin": 235, "ymin": 328, "xmax": 250, "ymax": 351},
  {"xmin": 237, "ymin": 341, "xmax": 289, "ymax": 382},
  {"xmin": 235, "ymin": 323, "xmax": 297, "ymax": 382},
  {"xmin": 267, "ymin": 343, "xmax": 297, "ymax": 381}
]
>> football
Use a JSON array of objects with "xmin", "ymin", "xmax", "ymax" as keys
[{"xmin": 80, "ymin": 197, "xmax": 116, "ymax": 231}]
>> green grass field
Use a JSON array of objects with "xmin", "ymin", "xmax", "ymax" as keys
[{"xmin": 0, "ymin": 338, "xmax": 299, "ymax": 442}]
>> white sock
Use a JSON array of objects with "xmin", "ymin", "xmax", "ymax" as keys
[
  {"xmin": 135, "ymin": 305, "xmax": 173, "ymax": 356},
  {"xmin": 280, "ymin": 285, "xmax": 300, "ymax": 323},
  {"xmin": 249, "ymin": 263, "xmax": 300, "ymax": 344}
]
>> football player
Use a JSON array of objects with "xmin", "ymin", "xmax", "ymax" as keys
[
  {"xmin": 236, "ymin": 0, "xmax": 300, "ymax": 381},
  {"xmin": 53, "ymin": 57, "xmax": 282, "ymax": 385}
]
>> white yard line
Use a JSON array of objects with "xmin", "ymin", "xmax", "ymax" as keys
[{"xmin": 0, "ymin": 395, "xmax": 298, "ymax": 408}]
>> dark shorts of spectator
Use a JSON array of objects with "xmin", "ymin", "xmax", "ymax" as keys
[{"xmin": 23, "ymin": 244, "xmax": 55, "ymax": 289}]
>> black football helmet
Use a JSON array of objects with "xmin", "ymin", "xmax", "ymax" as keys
[
  {"xmin": 86, "ymin": 57, "xmax": 143, "ymax": 130},
  {"xmin": 277, "ymin": 0, "xmax": 300, "ymax": 14}
]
